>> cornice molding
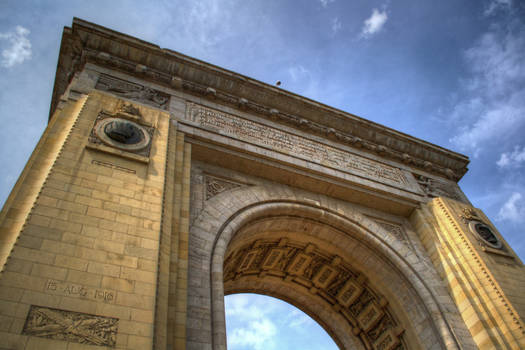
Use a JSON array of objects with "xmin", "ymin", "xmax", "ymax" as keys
[{"xmin": 50, "ymin": 18, "xmax": 469, "ymax": 181}]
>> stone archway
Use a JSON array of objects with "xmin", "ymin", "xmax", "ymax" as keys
[
  {"xmin": 188, "ymin": 185, "xmax": 465, "ymax": 350},
  {"xmin": 223, "ymin": 219, "xmax": 404, "ymax": 350}
]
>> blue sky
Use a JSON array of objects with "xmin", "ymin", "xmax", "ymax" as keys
[
  {"xmin": 225, "ymin": 293, "xmax": 338, "ymax": 349},
  {"xmin": 1, "ymin": 0, "xmax": 524, "ymax": 348}
]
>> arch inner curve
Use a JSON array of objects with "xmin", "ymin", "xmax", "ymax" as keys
[
  {"xmin": 194, "ymin": 188, "xmax": 461, "ymax": 350},
  {"xmin": 223, "ymin": 215, "xmax": 408, "ymax": 350}
]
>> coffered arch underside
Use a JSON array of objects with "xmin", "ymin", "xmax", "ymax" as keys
[
  {"xmin": 187, "ymin": 184, "xmax": 471, "ymax": 350},
  {"xmin": 223, "ymin": 218, "xmax": 407, "ymax": 350}
]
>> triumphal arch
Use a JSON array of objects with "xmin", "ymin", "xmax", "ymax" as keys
[{"xmin": 0, "ymin": 18, "xmax": 524, "ymax": 350}]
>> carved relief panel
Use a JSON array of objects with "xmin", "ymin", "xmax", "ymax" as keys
[
  {"xmin": 204, "ymin": 174, "xmax": 246, "ymax": 200},
  {"xmin": 415, "ymin": 174, "xmax": 468, "ymax": 203},
  {"xmin": 22, "ymin": 305, "xmax": 118, "ymax": 347},
  {"xmin": 96, "ymin": 74, "xmax": 169, "ymax": 110}
]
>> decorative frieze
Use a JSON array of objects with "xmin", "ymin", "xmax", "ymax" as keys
[
  {"xmin": 415, "ymin": 174, "xmax": 466, "ymax": 202},
  {"xmin": 187, "ymin": 103, "xmax": 412, "ymax": 189},
  {"xmin": 55, "ymin": 28, "xmax": 469, "ymax": 181},
  {"xmin": 224, "ymin": 239, "xmax": 405, "ymax": 350},
  {"xmin": 95, "ymin": 74, "xmax": 169, "ymax": 110},
  {"xmin": 23, "ymin": 305, "xmax": 118, "ymax": 347}
]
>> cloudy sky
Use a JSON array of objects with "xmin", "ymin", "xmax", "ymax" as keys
[{"xmin": 1, "ymin": 0, "xmax": 524, "ymax": 348}]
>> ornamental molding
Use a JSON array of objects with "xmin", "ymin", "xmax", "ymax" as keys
[
  {"xmin": 51, "ymin": 18, "xmax": 469, "ymax": 181},
  {"xmin": 224, "ymin": 238, "xmax": 406, "ymax": 350}
]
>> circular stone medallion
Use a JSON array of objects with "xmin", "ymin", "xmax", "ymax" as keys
[
  {"xmin": 95, "ymin": 118, "xmax": 151, "ymax": 152},
  {"xmin": 468, "ymin": 220, "xmax": 502, "ymax": 249}
]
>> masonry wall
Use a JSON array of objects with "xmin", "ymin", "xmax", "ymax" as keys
[
  {"xmin": 0, "ymin": 91, "xmax": 176, "ymax": 350},
  {"xmin": 410, "ymin": 197, "xmax": 525, "ymax": 349}
]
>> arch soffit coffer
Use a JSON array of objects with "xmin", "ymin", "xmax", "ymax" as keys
[
  {"xmin": 223, "ymin": 223, "xmax": 408, "ymax": 350},
  {"xmin": 189, "ymin": 185, "xmax": 463, "ymax": 350}
]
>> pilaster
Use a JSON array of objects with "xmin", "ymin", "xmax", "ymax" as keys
[{"xmin": 410, "ymin": 197, "xmax": 525, "ymax": 349}]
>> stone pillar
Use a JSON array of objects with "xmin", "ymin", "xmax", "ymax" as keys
[
  {"xmin": 0, "ymin": 91, "xmax": 174, "ymax": 350},
  {"xmin": 411, "ymin": 197, "xmax": 525, "ymax": 349}
]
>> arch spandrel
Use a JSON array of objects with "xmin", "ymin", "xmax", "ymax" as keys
[{"xmin": 187, "ymin": 185, "xmax": 475, "ymax": 350}]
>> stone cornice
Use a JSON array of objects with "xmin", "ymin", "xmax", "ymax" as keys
[{"xmin": 50, "ymin": 18, "xmax": 469, "ymax": 181}]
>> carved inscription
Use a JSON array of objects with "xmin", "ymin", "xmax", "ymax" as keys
[
  {"xmin": 45, "ymin": 280, "xmax": 115, "ymax": 304},
  {"xmin": 187, "ymin": 104, "xmax": 408, "ymax": 187},
  {"xmin": 23, "ymin": 305, "xmax": 118, "ymax": 347},
  {"xmin": 92, "ymin": 160, "xmax": 136, "ymax": 174}
]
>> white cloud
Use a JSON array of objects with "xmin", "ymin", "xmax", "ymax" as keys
[
  {"xmin": 332, "ymin": 17, "xmax": 342, "ymax": 35},
  {"xmin": 286, "ymin": 65, "xmax": 323, "ymax": 101},
  {"xmin": 361, "ymin": 8, "xmax": 388, "ymax": 38},
  {"xmin": 0, "ymin": 26, "xmax": 32, "ymax": 68},
  {"xmin": 288, "ymin": 65, "xmax": 309, "ymax": 82},
  {"xmin": 228, "ymin": 318, "xmax": 277, "ymax": 350},
  {"xmin": 449, "ymin": 25, "xmax": 525, "ymax": 155},
  {"xmin": 450, "ymin": 104, "xmax": 524, "ymax": 157},
  {"xmin": 226, "ymin": 295, "xmax": 277, "ymax": 350},
  {"xmin": 497, "ymin": 145, "xmax": 525, "ymax": 168},
  {"xmin": 497, "ymin": 192, "xmax": 525, "ymax": 223},
  {"xmin": 225, "ymin": 294, "xmax": 272, "ymax": 319},
  {"xmin": 484, "ymin": 0, "xmax": 512, "ymax": 16},
  {"xmin": 319, "ymin": 0, "xmax": 335, "ymax": 8}
]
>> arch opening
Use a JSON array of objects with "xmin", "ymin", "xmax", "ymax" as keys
[
  {"xmin": 223, "ymin": 217, "xmax": 408, "ymax": 350},
  {"xmin": 225, "ymin": 293, "xmax": 338, "ymax": 350},
  {"xmin": 189, "ymin": 186, "xmax": 464, "ymax": 349}
]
